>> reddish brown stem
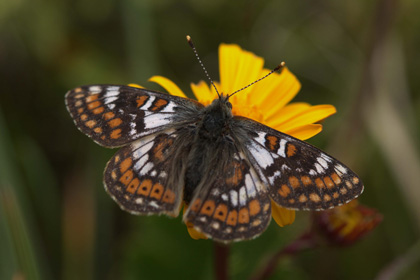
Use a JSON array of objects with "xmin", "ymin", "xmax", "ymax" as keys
[
  {"xmin": 214, "ymin": 242, "xmax": 230, "ymax": 280},
  {"xmin": 249, "ymin": 232, "xmax": 318, "ymax": 280}
]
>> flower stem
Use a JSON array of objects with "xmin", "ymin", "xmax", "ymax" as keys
[
  {"xmin": 250, "ymin": 232, "xmax": 317, "ymax": 280},
  {"xmin": 214, "ymin": 241, "xmax": 230, "ymax": 280}
]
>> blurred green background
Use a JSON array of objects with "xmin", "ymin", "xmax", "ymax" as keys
[{"xmin": 1, "ymin": 0, "xmax": 420, "ymax": 279}]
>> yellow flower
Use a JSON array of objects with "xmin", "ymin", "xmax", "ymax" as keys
[
  {"xmin": 134, "ymin": 43, "xmax": 336, "ymax": 240},
  {"xmin": 314, "ymin": 200, "xmax": 383, "ymax": 246}
]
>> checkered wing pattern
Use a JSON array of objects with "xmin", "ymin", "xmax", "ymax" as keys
[
  {"xmin": 236, "ymin": 117, "xmax": 364, "ymax": 211},
  {"xmin": 184, "ymin": 142, "xmax": 272, "ymax": 242},
  {"xmin": 65, "ymin": 85, "xmax": 203, "ymax": 147},
  {"xmin": 104, "ymin": 128, "xmax": 191, "ymax": 216}
]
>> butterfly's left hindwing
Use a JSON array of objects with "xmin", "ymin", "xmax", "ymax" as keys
[
  {"xmin": 65, "ymin": 85, "xmax": 203, "ymax": 147},
  {"xmin": 104, "ymin": 127, "xmax": 192, "ymax": 216},
  {"xmin": 235, "ymin": 117, "xmax": 364, "ymax": 211}
]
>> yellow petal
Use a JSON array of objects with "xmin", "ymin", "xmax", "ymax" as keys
[
  {"xmin": 186, "ymin": 222, "xmax": 208, "ymax": 240},
  {"xmin": 266, "ymin": 102, "xmax": 311, "ymax": 129},
  {"xmin": 128, "ymin": 83, "xmax": 144, "ymax": 89},
  {"xmin": 190, "ymin": 81, "xmax": 216, "ymax": 106},
  {"xmin": 219, "ymin": 44, "xmax": 241, "ymax": 95},
  {"xmin": 182, "ymin": 204, "xmax": 208, "ymax": 240},
  {"xmin": 230, "ymin": 51, "xmax": 264, "ymax": 98},
  {"xmin": 271, "ymin": 200, "xmax": 295, "ymax": 227},
  {"xmin": 246, "ymin": 69, "xmax": 278, "ymax": 105},
  {"xmin": 255, "ymin": 68, "xmax": 301, "ymax": 122},
  {"xmin": 282, "ymin": 124, "xmax": 323, "ymax": 141},
  {"xmin": 148, "ymin": 75, "xmax": 187, "ymax": 98},
  {"xmin": 278, "ymin": 105, "xmax": 337, "ymax": 132},
  {"xmin": 219, "ymin": 44, "xmax": 264, "ymax": 96}
]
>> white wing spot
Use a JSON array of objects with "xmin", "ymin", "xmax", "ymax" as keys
[
  {"xmin": 211, "ymin": 222, "xmax": 220, "ymax": 230},
  {"xmin": 89, "ymin": 86, "xmax": 101, "ymax": 93},
  {"xmin": 317, "ymin": 157, "xmax": 329, "ymax": 169},
  {"xmin": 335, "ymin": 164, "xmax": 348, "ymax": 175},
  {"xmin": 309, "ymin": 169, "xmax": 317, "ymax": 176},
  {"xmin": 140, "ymin": 96, "xmax": 156, "ymax": 110},
  {"xmin": 221, "ymin": 194, "xmax": 228, "ymax": 201},
  {"xmin": 230, "ymin": 190, "xmax": 238, "ymax": 207},
  {"xmin": 104, "ymin": 88, "xmax": 120, "ymax": 98},
  {"xmin": 138, "ymin": 141, "xmax": 154, "ymax": 155},
  {"xmin": 321, "ymin": 154, "xmax": 332, "ymax": 162},
  {"xmin": 256, "ymin": 132, "xmax": 266, "ymax": 145},
  {"xmin": 149, "ymin": 201, "xmax": 159, "ymax": 208},
  {"xmin": 278, "ymin": 139, "xmax": 287, "ymax": 157},
  {"xmin": 249, "ymin": 142, "xmax": 274, "ymax": 168},
  {"xmin": 160, "ymin": 102, "xmax": 176, "ymax": 113},
  {"xmin": 134, "ymin": 154, "xmax": 149, "ymax": 171},
  {"xmin": 245, "ymin": 174, "xmax": 256, "ymax": 198},
  {"xmin": 144, "ymin": 114, "xmax": 172, "ymax": 129},
  {"xmin": 239, "ymin": 187, "xmax": 247, "ymax": 206},
  {"xmin": 104, "ymin": 96, "xmax": 118, "ymax": 104},
  {"xmin": 315, "ymin": 163, "xmax": 325, "ymax": 174},
  {"xmin": 140, "ymin": 162, "xmax": 153, "ymax": 176},
  {"xmin": 129, "ymin": 123, "xmax": 137, "ymax": 136},
  {"xmin": 268, "ymin": 170, "xmax": 281, "ymax": 185},
  {"xmin": 281, "ymin": 164, "xmax": 291, "ymax": 171}
]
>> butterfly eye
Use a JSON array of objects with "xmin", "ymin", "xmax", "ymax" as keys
[{"xmin": 226, "ymin": 102, "xmax": 232, "ymax": 109}]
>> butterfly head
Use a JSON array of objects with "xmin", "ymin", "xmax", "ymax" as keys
[{"xmin": 208, "ymin": 94, "xmax": 233, "ymax": 115}]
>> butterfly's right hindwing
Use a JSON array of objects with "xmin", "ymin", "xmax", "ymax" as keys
[
  {"xmin": 65, "ymin": 85, "xmax": 203, "ymax": 147},
  {"xmin": 183, "ymin": 137, "xmax": 272, "ymax": 242}
]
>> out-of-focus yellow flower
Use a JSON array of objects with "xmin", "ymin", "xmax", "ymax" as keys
[
  {"xmin": 314, "ymin": 200, "xmax": 382, "ymax": 246},
  {"xmin": 140, "ymin": 44, "xmax": 336, "ymax": 240}
]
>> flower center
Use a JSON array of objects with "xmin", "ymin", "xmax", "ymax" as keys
[
  {"xmin": 197, "ymin": 97, "xmax": 265, "ymax": 124},
  {"xmin": 232, "ymin": 104, "xmax": 265, "ymax": 123}
]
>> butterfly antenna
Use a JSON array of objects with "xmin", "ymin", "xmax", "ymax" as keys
[
  {"xmin": 186, "ymin": 35, "xmax": 220, "ymax": 98},
  {"xmin": 228, "ymin": 62, "xmax": 286, "ymax": 98}
]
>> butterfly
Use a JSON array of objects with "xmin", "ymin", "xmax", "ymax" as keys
[{"xmin": 65, "ymin": 80, "xmax": 364, "ymax": 242}]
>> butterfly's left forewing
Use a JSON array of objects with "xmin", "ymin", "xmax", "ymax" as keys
[{"xmin": 235, "ymin": 117, "xmax": 364, "ymax": 211}]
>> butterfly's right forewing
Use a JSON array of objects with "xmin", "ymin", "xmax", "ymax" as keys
[{"xmin": 65, "ymin": 85, "xmax": 203, "ymax": 147}]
